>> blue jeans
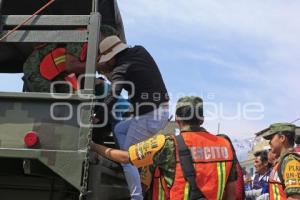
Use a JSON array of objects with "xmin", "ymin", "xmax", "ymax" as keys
[{"xmin": 114, "ymin": 107, "xmax": 169, "ymax": 200}]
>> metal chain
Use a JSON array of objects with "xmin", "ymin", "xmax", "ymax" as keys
[{"xmin": 79, "ymin": 96, "xmax": 95, "ymax": 200}]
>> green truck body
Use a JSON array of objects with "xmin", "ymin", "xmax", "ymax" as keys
[{"xmin": 0, "ymin": 1, "xmax": 129, "ymax": 199}]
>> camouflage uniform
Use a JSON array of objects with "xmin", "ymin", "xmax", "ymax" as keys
[
  {"xmin": 129, "ymin": 126, "xmax": 237, "ymax": 189},
  {"xmin": 23, "ymin": 25, "xmax": 118, "ymax": 93},
  {"xmin": 23, "ymin": 43, "xmax": 83, "ymax": 93},
  {"xmin": 277, "ymin": 150, "xmax": 300, "ymax": 196},
  {"xmin": 262, "ymin": 123, "xmax": 300, "ymax": 198},
  {"xmin": 128, "ymin": 96, "xmax": 237, "ymax": 192}
]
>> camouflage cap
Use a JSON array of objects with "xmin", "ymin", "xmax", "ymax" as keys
[
  {"xmin": 262, "ymin": 123, "xmax": 296, "ymax": 140},
  {"xmin": 176, "ymin": 96, "xmax": 203, "ymax": 110},
  {"xmin": 100, "ymin": 25, "xmax": 118, "ymax": 38},
  {"xmin": 176, "ymin": 96, "xmax": 204, "ymax": 118}
]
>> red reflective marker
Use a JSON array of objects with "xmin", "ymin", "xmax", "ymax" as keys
[{"xmin": 24, "ymin": 131, "xmax": 39, "ymax": 148}]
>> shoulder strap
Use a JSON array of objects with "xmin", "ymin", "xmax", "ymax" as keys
[{"xmin": 175, "ymin": 134, "xmax": 207, "ymax": 200}]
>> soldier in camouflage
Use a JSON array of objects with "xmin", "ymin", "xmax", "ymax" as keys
[
  {"xmin": 261, "ymin": 123, "xmax": 300, "ymax": 199},
  {"xmin": 91, "ymin": 96, "xmax": 238, "ymax": 200},
  {"xmin": 23, "ymin": 25, "xmax": 118, "ymax": 93}
]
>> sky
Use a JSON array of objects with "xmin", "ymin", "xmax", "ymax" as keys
[
  {"xmin": 116, "ymin": 0, "xmax": 300, "ymax": 139},
  {"xmin": 0, "ymin": 0, "xmax": 299, "ymax": 140}
]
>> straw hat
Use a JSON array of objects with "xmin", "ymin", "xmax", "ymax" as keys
[{"xmin": 99, "ymin": 36, "xmax": 128, "ymax": 63}]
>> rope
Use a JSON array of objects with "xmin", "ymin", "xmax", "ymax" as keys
[{"xmin": 0, "ymin": 0, "xmax": 56, "ymax": 42}]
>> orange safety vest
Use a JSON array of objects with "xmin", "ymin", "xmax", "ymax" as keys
[
  {"xmin": 269, "ymin": 151, "xmax": 300, "ymax": 200},
  {"xmin": 151, "ymin": 131, "xmax": 234, "ymax": 200},
  {"xmin": 39, "ymin": 43, "xmax": 88, "ymax": 91},
  {"xmin": 269, "ymin": 162, "xmax": 287, "ymax": 200}
]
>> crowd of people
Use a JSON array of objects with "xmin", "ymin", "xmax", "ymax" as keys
[
  {"xmin": 22, "ymin": 25, "xmax": 300, "ymax": 200},
  {"xmin": 244, "ymin": 123, "xmax": 300, "ymax": 200}
]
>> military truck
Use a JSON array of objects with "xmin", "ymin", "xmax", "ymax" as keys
[{"xmin": 0, "ymin": 0, "xmax": 129, "ymax": 199}]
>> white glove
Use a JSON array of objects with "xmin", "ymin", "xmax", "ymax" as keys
[
  {"xmin": 245, "ymin": 188, "xmax": 262, "ymax": 198},
  {"xmin": 256, "ymin": 193, "xmax": 269, "ymax": 200}
]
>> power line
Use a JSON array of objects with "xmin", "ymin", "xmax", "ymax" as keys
[{"xmin": 290, "ymin": 118, "xmax": 300, "ymax": 124}]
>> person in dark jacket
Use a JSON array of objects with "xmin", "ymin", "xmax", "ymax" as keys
[{"xmin": 95, "ymin": 35, "xmax": 169, "ymax": 200}]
